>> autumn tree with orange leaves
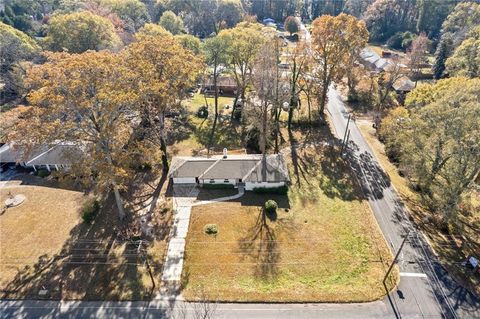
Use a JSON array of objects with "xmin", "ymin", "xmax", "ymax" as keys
[
  {"xmin": 13, "ymin": 51, "xmax": 139, "ymax": 219},
  {"xmin": 124, "ymin": 35, "xmax": 203, "ymax": 173},
  {"xmin": 311, "ymin": 13, "xmax": 368, "ymax": 119},
  {"xmin": 12, "ymin": 37, "xmax": 202, "ymax": 220}
]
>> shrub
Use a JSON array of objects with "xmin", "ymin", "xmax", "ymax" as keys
[
  {"xmin": 37, "ymin": 169, "xmax": 50, "ymax": 178},
  {"xmin": 202, "ymin": 183, "xmax": 234, "ymax": 189},
  {"xmin": 252, "ymin": 185, "xmax": 288, "ymax": 195},
  {"xmin": 141, "ymin": 162, "xmax": 152, "ymax": 170},
  {"xmin": 264, "ymin": 200, "xmax": 278, "ymax": 215},
  {"xmin": 196, "ymin": 106, "xmax": 208, "ymax": 118},
  {"xmin": 81, "ymin": 198, "xmax": 100, "ymax": 224},
  {"xmin": 204, "ymin": 224, "xmax": 218, "ymax": 235},
  {"xmin": 284, "ymin": 16, "xmax": 299, "ymax": 35},
  {"xmin": 387, "ymin": 31, "xmax": 416, "ymax": 51}
]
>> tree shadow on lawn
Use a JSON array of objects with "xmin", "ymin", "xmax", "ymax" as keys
[
  {"xmin": 232, "ymin": 192, "xmax": 291, "ymax": 210},
  {"xmin": 237, "ymin": 206, "xmax": 299, "ymax": 282},
  {"xmin": 1, "ymin": 194, "xmax": 165, "ymax": 302},
  {"xmin": 194, "ymin": 117, "xmax": 244, "ymax": 152},
  {"xmin": 317, "ymin": 144, "xmax": 367, "ymax": 202},
  {"xmin": 238, "ymin": 208, "xmax": 279, "ymax": 280},
  {"xmin": 286, "ymin": 133, "xmax": 365, "ymax": 202},
  {"xmin": 166, "ymin": 115, "xmax": 197, "ymax": 147}
]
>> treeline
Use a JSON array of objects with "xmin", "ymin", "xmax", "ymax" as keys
[{"xmin": 379, "ymin": 78, "xmax": 480, "ymax": 231}]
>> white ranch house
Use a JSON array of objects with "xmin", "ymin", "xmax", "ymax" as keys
[
  {"xmin": 0, "ymin": 142, "xmax": 82, "ymax": 172},
  {"xmin": 168, "ymin": 153, "xmax": 290, "ymax": 190}
]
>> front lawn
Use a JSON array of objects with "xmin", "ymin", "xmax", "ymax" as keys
[
  {"xmin": 181, "ymin": 144, "xmax": 397, "ymax": 302},
  {"xmin": 0, "ymin": 175, "xmax": 171, "ymax": 300}
]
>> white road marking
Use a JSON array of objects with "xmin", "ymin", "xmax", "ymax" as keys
[{"xmin": 400, "ymin": 272, "xmax": 428, "ymax": 278}]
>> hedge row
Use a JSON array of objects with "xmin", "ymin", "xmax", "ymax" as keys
[
  {"xmin": 252, "ymin": 185, "xmax": 288, "ymax": 195},
  {"xmin": 202, "ymin": 183, "xmax": 235, "ymax": 189}
]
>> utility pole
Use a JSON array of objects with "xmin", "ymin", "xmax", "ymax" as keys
[
  {"xmin": 384, "ymin": 229, "xmax": 411, "ymax": 284},
  {"xmin": 137, "ymin": 240, "xmax": 156, "ymax": 291},
  {"xmin": 341, "ymin": 114, "xmax": 351, "ymax": 154},
  {"xmin": 341, "ymin": 129, "xmax": 350, "ymax": 155}
]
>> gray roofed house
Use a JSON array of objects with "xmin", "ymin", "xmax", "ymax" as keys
[
  {"xmin": 393, "ymin": 76, "xmax": 416, "ymax": 93},
  {"xmin": 0, "ymin": 144, "xmax": 50, "ymax": 164},
  {"xmin": 0, "ymin": 142, "xmax": 83, "ymax": 171},
  {"xmin": 168, "ymin": 154, "xmax": 290, "ymax": 190}
]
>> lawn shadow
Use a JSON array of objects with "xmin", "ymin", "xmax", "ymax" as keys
[
  {"xmin": 195, "ymin": 188, "xmax": 238, "ymax": 201},
  {"xmin": 232, "ymin": 192, "xmax": 290, "ymax": 210},
  {"xmin": 317, "ymin": 144, "xmax": 366, "ymax": 201},
  {"xmin": 166, "ymin": 114, "xmax": 196, "ymax": 147},
  {"xmin": 238, "ymin": 208, "xmax": 279, "ymax": 280},
  {"xmin": 194, "ymin": 117, "xmax": 244, "ymax": 152},
  {"xmin": 1, "ymin": 187, "xmax": 170, "ymax": 301}
]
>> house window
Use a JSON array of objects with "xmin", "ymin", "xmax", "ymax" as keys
[
  {"xmin": 224, "ymin": 179, "xmax": 229, "ymax": 183},
  {"xmin": 209, "ymin": 179, "xmax": 215, "ymax": 183}
]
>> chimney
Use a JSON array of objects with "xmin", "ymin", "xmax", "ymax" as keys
[{"xmin": 223, "ymin": 148, "xmax": 227, "ymax": 159}]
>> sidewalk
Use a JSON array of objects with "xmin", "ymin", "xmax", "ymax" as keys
[{"xmin": 159, "ymin": 185, "xmax": 245, "ymax": 298}]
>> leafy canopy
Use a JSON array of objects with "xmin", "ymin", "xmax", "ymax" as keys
[
  {"xmin": 159, "ymin": 10, "xmax": 184, "ymax": 35},
  {"xmin": 45, "ymin": 11, "xmax": 120, "ymax": 53},
  {"xmin": 381, "ymin": 77, "xmax": 480, "ymax": 220}
]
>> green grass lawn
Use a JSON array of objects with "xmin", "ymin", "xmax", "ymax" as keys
[
  {"xmin": 181, "ymin": 144, "xmax": 397, "ymax": 302},
  {"xmin": 186, "ymin": 92, "xmax": 234, "ymax": 115}
]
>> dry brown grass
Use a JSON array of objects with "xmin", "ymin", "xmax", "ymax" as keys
[
  {"xmin": 181, "ymin": 145, "xmax": 397, "ymax": 302},
  {"xmin": 0, "ymin": 175, "xmax": 172, "ymax": 300},
  {"xmin": 0, "ymin": 184, "xmax": 86, "ymax": 287}
]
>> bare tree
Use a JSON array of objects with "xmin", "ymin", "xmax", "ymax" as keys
[
  {"xmin": 374, "ymin": 58, "xmax": 406, "ymax": 127},
  {"xmin": 407, "ymin": 33, "xmax": 429, "ymax": 79},
  {"xmin": 248, "ymin": 41, "xmax": 279, "ymax": 155}
]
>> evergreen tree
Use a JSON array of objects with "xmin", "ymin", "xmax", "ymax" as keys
[{"xmin": 433, "ymin": 34, "xmax": 451, "ymax": 79}]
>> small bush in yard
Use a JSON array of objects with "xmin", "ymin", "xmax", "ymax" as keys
[
  {"xmin": 37, "ymin": 169, "xmax": 50, "ymax": 178},
  {"xmin": 81, "ymin": 199, "xmax": 100, "ymax": 224},
  {"xmin": 204, "ymin": 224, "xmax": 218, "ymax": 235},
  {"xmin": 264, "ymin": 200, "xmax": 278, "ymax": 215}
]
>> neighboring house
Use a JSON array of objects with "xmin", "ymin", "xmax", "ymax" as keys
[
  {"xmin": 393, "ymin": 76, "xmax": 416, "ymax": 104},
  {"xmin": 0, "ymin": 142, "xmax": 82, "ymax": 172},
  {"xmin": 168, "ymin": 153, "xmax": 290, "ymax": 191},
  {"xmin": 393, "ymin": 76, "xmax": 416, "ymax": 95},
  {"xmin": 202, "ymin": 76, "xmax": 237, "ymax": 96},
  {"xmin": 360, "ymin": 48, "xmax": 394, "ymax": 72},
  {"xmin": 360, "ymin": 48, "xmax": 410, "ymax": 73}
]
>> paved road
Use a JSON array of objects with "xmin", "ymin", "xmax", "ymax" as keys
[
  {"xmin": 0, "ymin": 299, "xmax": 399, "ymax": 319},
  {"xmin": 326, "ymin": 86, "xmax": 480, "ymax": 319}
]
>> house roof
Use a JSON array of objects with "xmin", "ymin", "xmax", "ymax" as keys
[
  {"xmin": 0, "ymin": 142, "xmax": 83, "ymax": 166},
  {"xmin": 203, "ymin": 76, "xmax": 237, "ymax": 88},
  {"xmin": 393, "ymin": 76, "xmax": 416, "ymax": 92},
  {"xmin": 168, "ymin": 154, "xmax": 290, "ymax": 183},
  {"xmin": 202, "ymin": 159, "xmax": 259, "ymax": 179},
  {"xmin": 0, "ymin": 144, "xmax": 50, "ymax": 163},
  {"xmin": 26, "ymin": 144, "xmax": 83, "ymax": 166}
]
